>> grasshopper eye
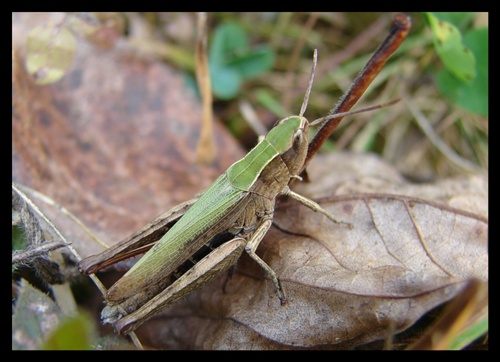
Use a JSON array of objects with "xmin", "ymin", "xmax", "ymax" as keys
[{"xmin": 292, "ymin": 129, "xmax": 305, "ymax": 153}]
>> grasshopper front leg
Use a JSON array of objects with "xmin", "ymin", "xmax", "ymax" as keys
[
  {"xmin": 282, "ymin": 186, "xmax": 351, "ymax": 228},
  {"xmin": 242, "ymin": 190, "xmax": 351, "ymax": 307},
  {"xmin": 243, "ymin": 218, "xmax": 287, "ymax": 305}
]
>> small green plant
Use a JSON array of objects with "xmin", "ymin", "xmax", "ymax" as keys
[
  {"xmin": 25, "ymin": 23, "xmax": 78, "ymax": 85},
  {"xmin": 41, "ymin": 312, "xmax": 96, "ymax": 350},
  {"xmin": 425, "ymin": 12, "xmax": 488, "ymax": 116},
  {"xmin": 208, "ymin": 22, "xmax": 275, "ymax": 100}
]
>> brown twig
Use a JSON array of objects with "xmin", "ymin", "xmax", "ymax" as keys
[{"xmin": 304, "ymin": 13, "xmax": 412, "ymax": 171}]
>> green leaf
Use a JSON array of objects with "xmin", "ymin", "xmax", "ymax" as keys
[
  {"xmin": 449, "ymin": 316, "xmax": 488, "ymax": 350},
  {"xmin": 436, "ymin": 27, "xmax": 488, "ymax": 115},
  {"xmin": 226, "ymin": 45, "xmax": 275, "ymax": 79},
  {"xmin": 426, "ymin": 12, "xmax": 476, "ymax": 82},
  {"xmin": 12, "ymin": 223, "xmax": 26, "ymax": 251},
  {"xmin": 210, "ymin": 65, "xmax": 242, "ymax": 100},
  {"xmin": 209, "ymin": 22, "xmax": 249, "ymax": 67},
  {"xmin": 41, "ymin": 312, "xmax": 96, "ymax": 350},
  {"xmin": 208, "ymin": 22, "xmax": 276, "ymax": 100},
  {"xmin": 25, "ymin": 23, "xmax": 77, "ymax": 85},
  {"xmin": 431, "ymin": 12, "xmax": 475, "ymax": 30}
]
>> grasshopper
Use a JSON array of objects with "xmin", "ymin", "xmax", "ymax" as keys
[{"xmin": 79, "ymin": 52, "xmax": 349, "ymax": 334}]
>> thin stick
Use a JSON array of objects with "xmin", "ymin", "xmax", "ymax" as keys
[{"xmin": 12, "ymin": 240, "xmax": 68, "ymax": 264}]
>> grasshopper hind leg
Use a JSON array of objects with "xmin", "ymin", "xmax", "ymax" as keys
[{"xmin": 113, "ymin": 236, "xmax": 248, "ymax": 334}]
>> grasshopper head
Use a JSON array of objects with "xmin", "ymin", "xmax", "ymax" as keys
[{"xmin": 266, "ymin": 115, "xmax": 309, "ymax": 176}]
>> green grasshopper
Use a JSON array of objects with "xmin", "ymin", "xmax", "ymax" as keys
[{"xmin": 79, "ymin": 53, "xmax": 351, "ymax": 334}]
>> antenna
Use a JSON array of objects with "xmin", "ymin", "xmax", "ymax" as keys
[
  {"xmin": 299, "ymin": 49, "xmax": 318, "ymax": 117},
  {"xmin": 310, "ymin": 99, "xmax": 400, "ymax": 127}
]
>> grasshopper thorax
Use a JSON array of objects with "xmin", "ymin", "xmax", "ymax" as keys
[{"xmin": 266, "ymin": 115, "xmax": 309, "ymax": 177}]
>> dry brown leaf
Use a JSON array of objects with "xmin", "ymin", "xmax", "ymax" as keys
[{"xmin": 130, "ymin": 154, "xmax": 487, "ymax": 349}]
